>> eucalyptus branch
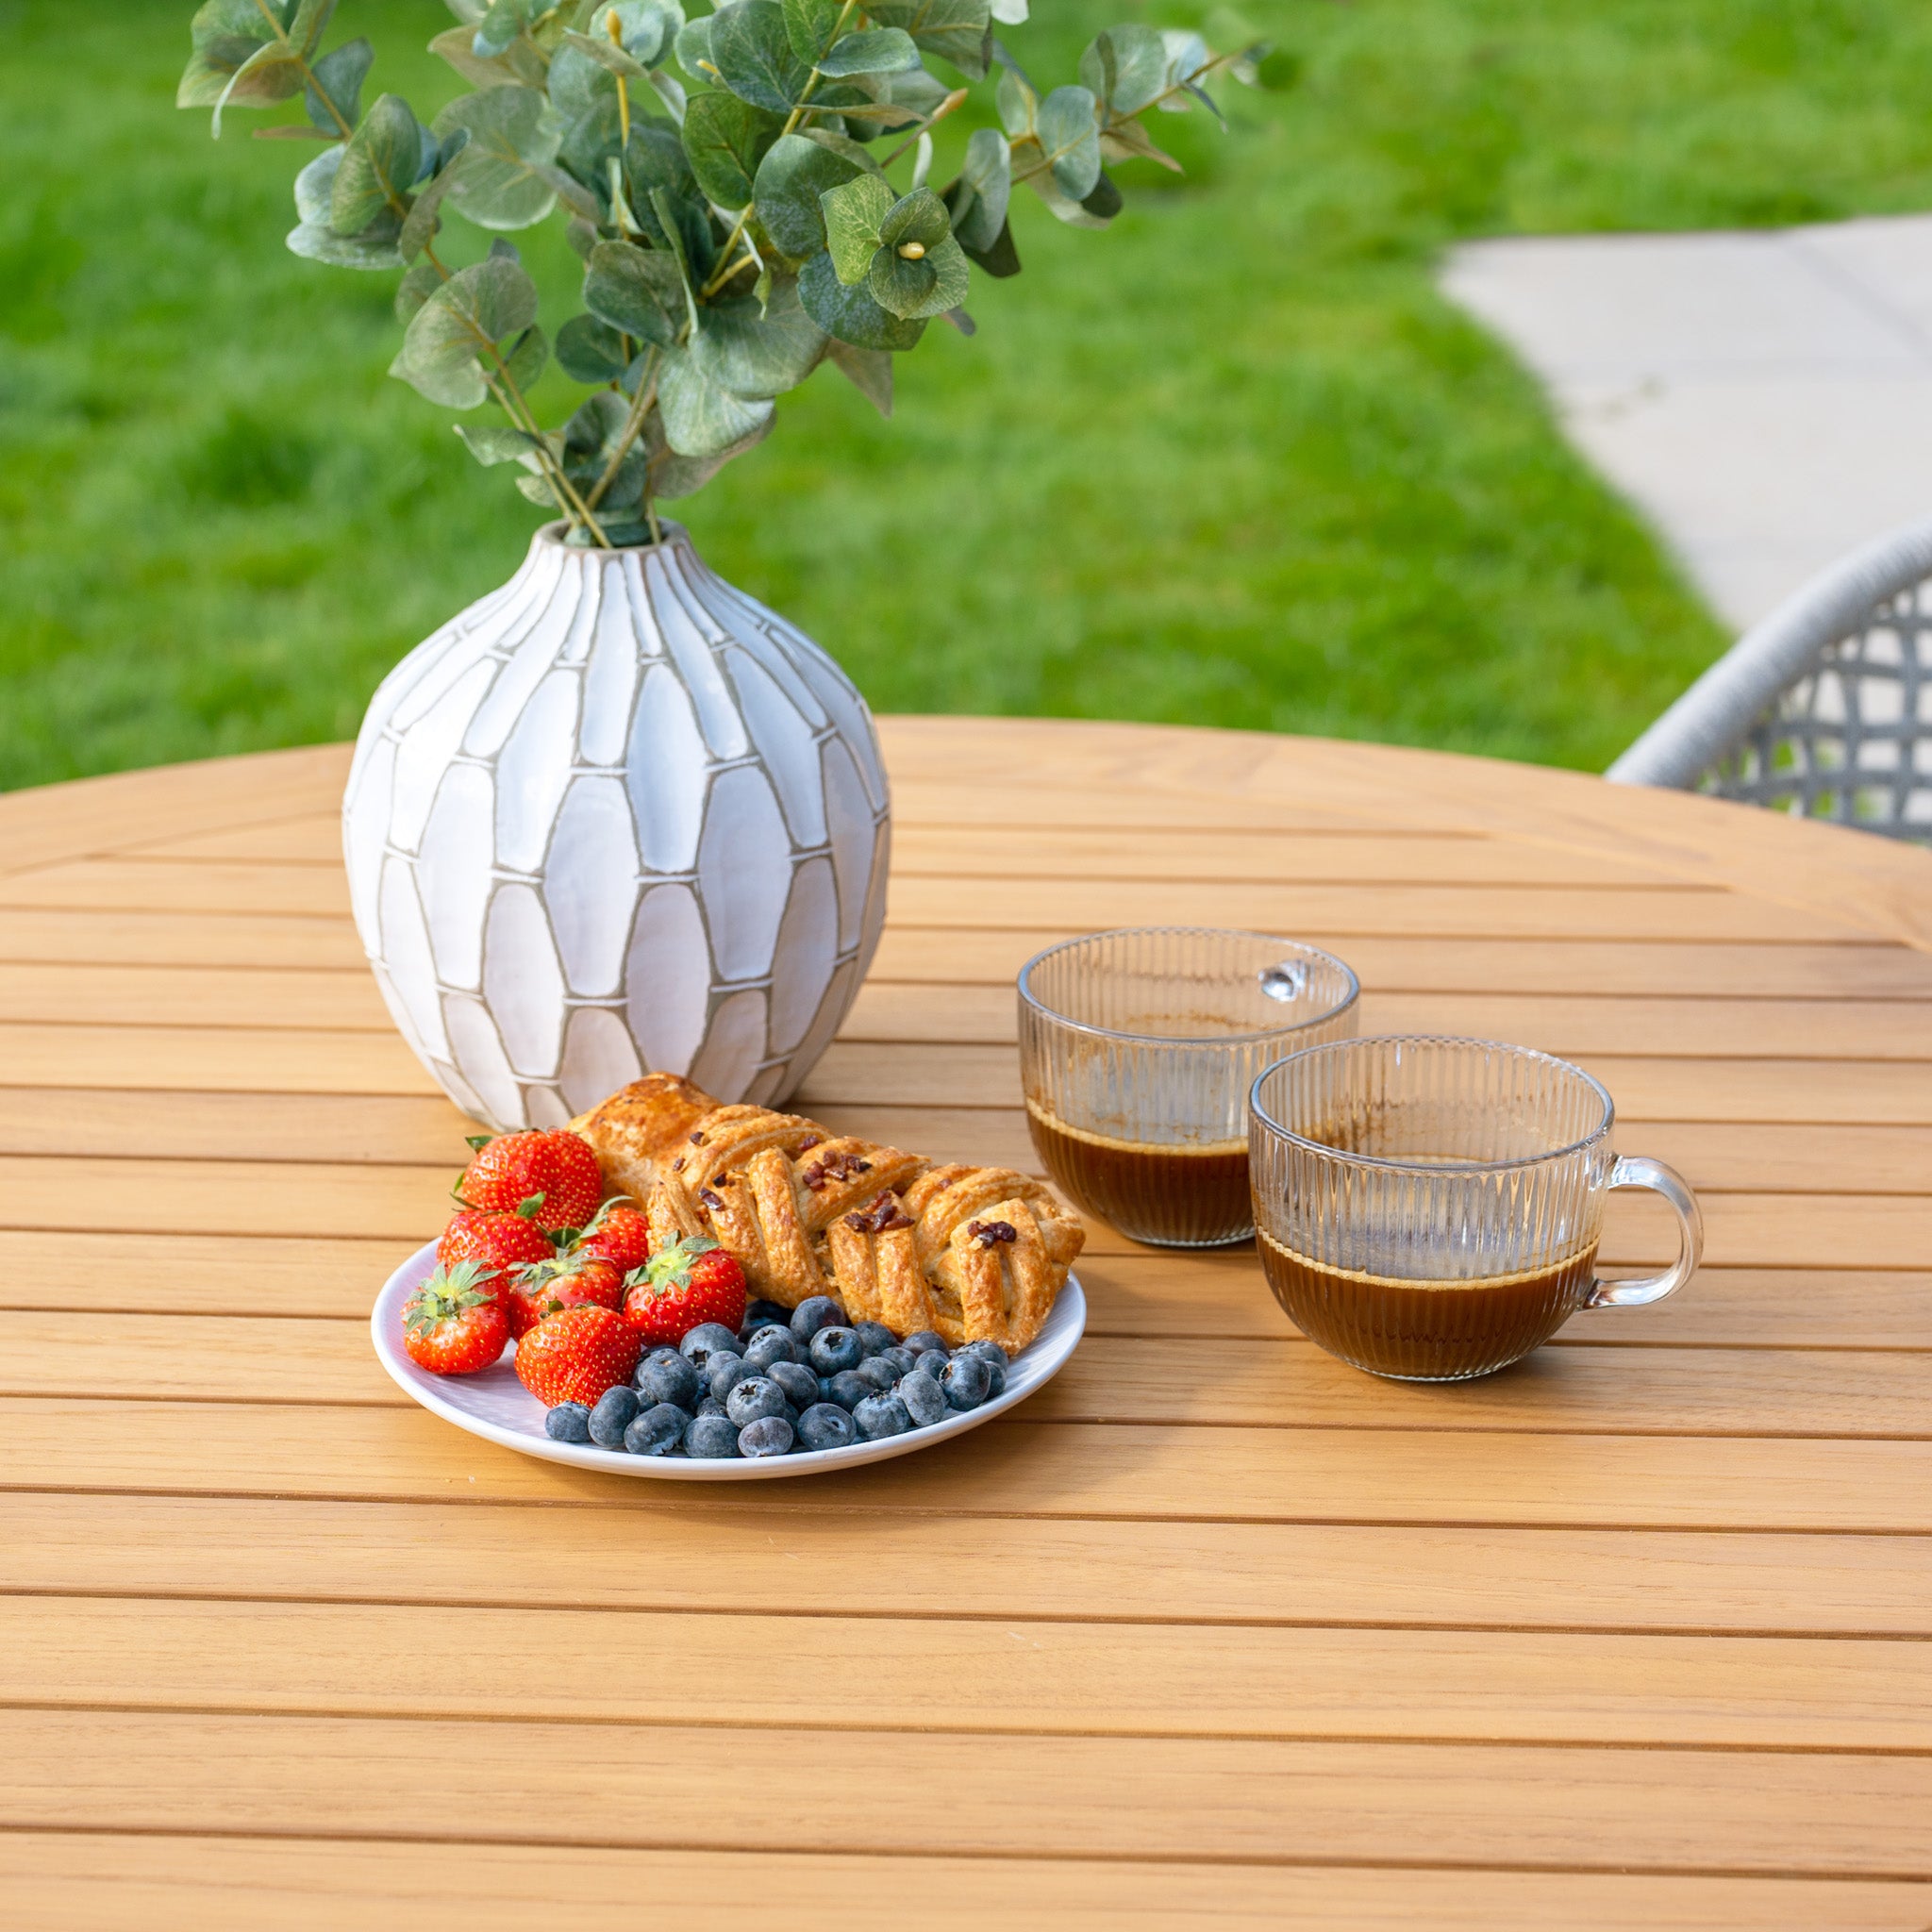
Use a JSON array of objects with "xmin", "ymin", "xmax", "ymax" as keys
[
  {"xmin": 879, "ymin": 89, "xmax": 970, "ymax": 172},
  {"xmin": 586, "ymin": 351, "xmax": 663, "ymax": 511},
  {"xmin": 700, "ymin": 0, "xmax": 861, "ymax": 300}
]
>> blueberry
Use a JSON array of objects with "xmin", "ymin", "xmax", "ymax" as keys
[
  {"xmin": 898, "ymin": 1370, "xmax": 947, "ymax": 1428},
  {"xmin": 790, "ymin": 1294, "xmax": 847, "ymax": 1342},
  {"xmin": 742, "ymin": 1298, "xmax": 791, "ymax": 1337},
  {"xmin": 794, "ymin": 1402, "xmax": 858, "ymax": 1452},
  {"xmin": 708, "ymin": 1352, "xmax": 750, "ymax": 1401},
  {"xmin": 904, "ymin": 1330, "xmax": 948, "ymax": 1358},
  {"xmin": 544, "ymin": 1401, "xmax": 592, "ymax": 1443},
  {"xmin": 818, "ymin": 1375, "xmax": 834, "ymax": 1399},
  {"xmin": 852, "ymin": 1320, "xmax": 897, "ymax": 1358},
  {"xmin": 725, "ymin": 1375, "xmax": 787, "ymax": 1428},
  {"xmin": 852, "ymin": 1391, "xmax": 913, "ymax": 1440},
  {"xmin": 743, "ymin": 1325, "xmax": 799, "ymax": 1372},
  {"xmin": 854, "ymin": 1356, "xmax": 899, "ymax": 1392},
  {"xmin": 696, "ymin": 1393, "xmax": 726, "ymax": 1419},
  {"xmin": 637, "ymin": 1351, "xmax": 702, "ymax": 1411},
  {"xmin": 766, "ymin": 1359, "xmax": 819, "ymax": 1411},
  {"xmin": 955, "ymin": 1340, "xmax": 1008, "ymax": 1397},
  {"xmin": 623, "ymin": 1401, "xmax": 687, "ymax": 1456},
  {"xmin": 807, "ymin": 1325, "xmax": 862, "ymax": 1374},
  {"xmin": 874, "ymin": 1345, "xmax": 917, "ymax": 1380},
  {"xmin": 739, "ymin": 1414, "xmax": 795, "ymax": 1457},
  {"xmin": 587, "ymin": 1385, "xmax": 641, "ymax": 1449},
  {"xmin": 679, "ymin": 1323, "xmax": 741, "ymax": 1370},
  {"xmin": 684, "ymin": 1412, "xmax": 741, "ymax": 1458},
  {"xmin": 939, "ymin": 1353, "xmax": 994, "ymax": 1409},
  {"xmin": 825, "ymin": 1370, "xmax": 873, "ymax": 1411}
]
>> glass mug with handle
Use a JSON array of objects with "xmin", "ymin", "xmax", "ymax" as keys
[
  {"xmin": 1249, "ymin": 1035, "xmax": 1703, "ymax": 1380},
  {"xmin": 1019, "ymin": 927, "xmax": 1360, "ymax": 1247}
]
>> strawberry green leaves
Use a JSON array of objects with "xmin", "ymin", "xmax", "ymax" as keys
[{"xmin": 390, "ymin": 255, "xmax": 541, "ymax": 408}]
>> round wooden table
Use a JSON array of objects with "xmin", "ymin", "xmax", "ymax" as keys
[{"xmin": 4, "ymin": 716, "xmax": 1931, "ymax": 1929}]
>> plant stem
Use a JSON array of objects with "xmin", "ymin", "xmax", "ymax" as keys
[
  {"xmin": 699, "ymin": 0, "xmax": 859, "ymax": 299},
  {"xmin": 586, "ymin": 352, "xmax": 662, "ymax": 511},
  {"xmin": 878, "ymin": 89, "xmax": 969, "ymax": 171}
]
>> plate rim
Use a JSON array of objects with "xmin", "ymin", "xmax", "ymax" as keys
[{"xmin": 369, "ymin": 1241, "xmax": 1087, "ymax": 1481}]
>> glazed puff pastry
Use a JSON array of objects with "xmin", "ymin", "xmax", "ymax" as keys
[{"xmin": 571, "ymin": 1076, "xmax": 1084, "ymax": 1356}]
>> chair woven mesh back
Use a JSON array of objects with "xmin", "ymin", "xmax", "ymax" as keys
[
  {"xmin": 1607, "ymin": 516, "xmax": 1932, "ymax": 845},
  {"xmin": 1704, "ymin": 579, "xmax": 1932, "ymax": 839}
]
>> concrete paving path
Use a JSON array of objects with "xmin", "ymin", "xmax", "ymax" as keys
[{"xmin": 1442, "ymin": 213, "xmax": 1932, "ymax": 630}]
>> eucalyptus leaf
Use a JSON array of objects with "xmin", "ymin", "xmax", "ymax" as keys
[
  {"xmin": 680, "ymin": 91, "xmax": 783, "ymax": 208},
  {"xmin": 435, "ymin": 86, "xmax": 566, "ymax": 229},
  {"xmin": 456, "ymin": 423, "xmax": 555, "ymax": 467},
  {"xmin": 753, "ymin": 130, "xmax": 866, "ymax": 259},
  {"xmin": 658, "ymin": 342, "xmax": 775, "ymax": 457},
  {"xmin": 561, "ymin": 392, "xmax": 649, "ymax": 512},
  {"xmin": 210, "ymin": 39, "xmax": 307, "ymax": 135},
  {"xmin": 628, "ymin": 132, "xmax": 714, "ymax": 270},
  {"xmin": 710, "ymin": 0, "xmax": 810, "ymax": 112},
  {"xmin": 583, "ymin": 238, "xmax": 685, "ymax": 346},
  {"xmin": 958, "ymin": 211, "xmax": 1019, "ymax": 275},
  {"xmin": 1157, "ymin": 27, "xmax": 1211, "ymax": 108},
  {"xmin": 305, "ymin": 36, "xmax": 373, "ymax": 133},
  {"xmin": 389, "ymin": 254, "xmax": 541, "ymax": 407},
  {"xmin": 798, "ymin": 249, "xmax": 924, "ymax": 351},
  {"xmin": 945, "ymin": 125, "xmax": 1008, "ymax": 252},
  {"xmin": 556, "ymin": 311, "xmax": 633, "ymax": 381},
  {"xmin": 427, "ymin": 24, "xmax": 548, "ymax": 91},
  {"xmin": 591, "ymin": 0, "xmax": 686, "ymax": 68},
  {"xmin": 288, "ymin": 0, "xmax": 337, "ymax": 54},
  {"xmin": 397, "ymin": 142, "xmax": 469, "ymax": 259},
  {"xmin": 394, "ymin": 257, "xmax": 442, "ymax": 320},
  {"xmin": 869, "ymin": 229, "xmax": 967, "ymax": 319},
  {"xmin": 473, "ymin": 0, "xmax": 535, "ymax": 59},
  {"xmin": 288, "ymin": 210, "xmax": 405, "ymax": 267},
  {"xmin": 816, "ymin": 28, "xmax": 920, "ymax": 77},
  {"xmin": 292, "ymin": 143, "xmax": 343, "ymax": 225},
  {"xmin": 332, "ymin": 95, "xmax": 422, "ymax": 237},
  {"xmin": 1035, "ymin": 84, "xmax": 1100, "ymax": 200},
  {"xmin": 562, "ymin": 29, "xmax": 652, "ymax": 79},
  {"xmin": 1077, "ymin": 23, "xmax": 1167, "ymax": 117},
  {"xmin": 994, "ymin": 65, "xmax": 1035, "ymax": 138},
  {"xmin": 643, "ymin": 403, "xmax": 774, "ymax": 498},
  {"xmin": 820, "ymin": 172, "xmax": 893, "ymax": 285},
  {"xmin": 864, "ymin": 0, "xmax": 991, "ymax": 78},
  {"xmin": 674, "ymin": 13, "xmax": 716, "ymax": 81},
  {"xmin": 1099, "ymin": 114, "xmax": 1181, "ymax": 173},
  {"xmin": 648, "ymin": 67, "xmax": 689, "ymax": 121},
  {"xmin": 691, "ymin": 275, "xmax": 825, "ymax": 398},
  {"xmin": 826, "ymin": 338, "xmax": 891, "ymax": 416},
  {"xmin": 781, "ymin": 0, "xmax": 841, "ymax": 65},
  {"xmin": 878, "ymin": 184, "xmax": 950, "ymax": 251},
  {"xmin": 500, "ymin": 320, "xmax": 549, "ymax": 391}
]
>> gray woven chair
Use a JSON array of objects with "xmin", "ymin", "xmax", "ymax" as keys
[{"xmin": 1607, "ymin": 514, "xmax": 1932, "ymax": 842}]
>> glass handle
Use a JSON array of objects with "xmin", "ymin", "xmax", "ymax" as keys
[{"xmin": 1584, "ymin": 1156, "xmax": 1705, "ymax": 1308}]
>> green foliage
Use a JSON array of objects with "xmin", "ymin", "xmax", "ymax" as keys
[
  {"xmin": 26, "ymin": 0, "xmax": 1932, "ymax": 795},
  {"xmin": 174, "ymin": 0, "xmax": 1282, "ymax": 545}
]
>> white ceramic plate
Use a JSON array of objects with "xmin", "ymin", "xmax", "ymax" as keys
[{"xmin": 370, "ymin": 1241, "xmax": 1086, "ymax": 1481}]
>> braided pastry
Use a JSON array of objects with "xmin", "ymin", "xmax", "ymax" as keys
[{"xmin": 570, "ymin": 1075, "xmax": 1083, "ymax": 1356}]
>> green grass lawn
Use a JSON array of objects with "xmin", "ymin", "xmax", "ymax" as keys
[{"xmin": 5, "ymin": 0, "xmax": 1932, "ymax": 791}]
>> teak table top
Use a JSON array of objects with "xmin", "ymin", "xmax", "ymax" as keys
[{"xmin": 5, "ymin": 714, "xmax": 1932, "ymax": 1931}]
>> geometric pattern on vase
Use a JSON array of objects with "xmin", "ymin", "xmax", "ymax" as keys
[{"xmin": 342, "ymin": 521, "xmax": 891, "ymax": 1131}]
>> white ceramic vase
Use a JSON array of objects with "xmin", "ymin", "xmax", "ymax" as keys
[{"xmin": 341, "ymin": 521, "xmax": 890, "ymax": 1131}]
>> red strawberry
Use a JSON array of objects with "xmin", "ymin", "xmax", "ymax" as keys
[
  {"xmin": 514, "ymin": 1303, "xmax": 641, "ymax": 1407},
  {"xmin": 570, "ymin": 1198, "xmax": 651, "ymax": 1275},
  {"xmin": 457, "ymin": 1129, "xmax": 602, "ymax": 1235},
  {"xmin": 505, "ymin": 1252, "xmax": 625, "ymax": 1340},
  {"xmin": 622, "ymin": 1235, "xmax": 747, "ymax": 1348},
  {"xmin": 437, "ymin": 1207, "xmax": 558, "ymax": 1278},
  {"xmin": 403, "ymin": 1261, "xmax": 510, "ymax": 1376}
]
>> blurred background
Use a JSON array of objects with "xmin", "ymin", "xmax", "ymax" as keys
[{"xmin": 6, "ymin": 0, "xmax": 1932, "ymax": 793}]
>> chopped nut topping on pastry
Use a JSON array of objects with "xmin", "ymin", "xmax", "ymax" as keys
[{"xmin": 803, "ymin": 1150, "xmax": 873, "ymax": 1191}]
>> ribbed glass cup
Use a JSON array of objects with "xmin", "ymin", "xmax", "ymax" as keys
[
  {"xmin": 1018, "ymin": 928, "xmax": 1359, "ymax": 1247},
  {"xmin": 1250, "ymin": 1035, "xmax": 1703, "ymax": 1380}
]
